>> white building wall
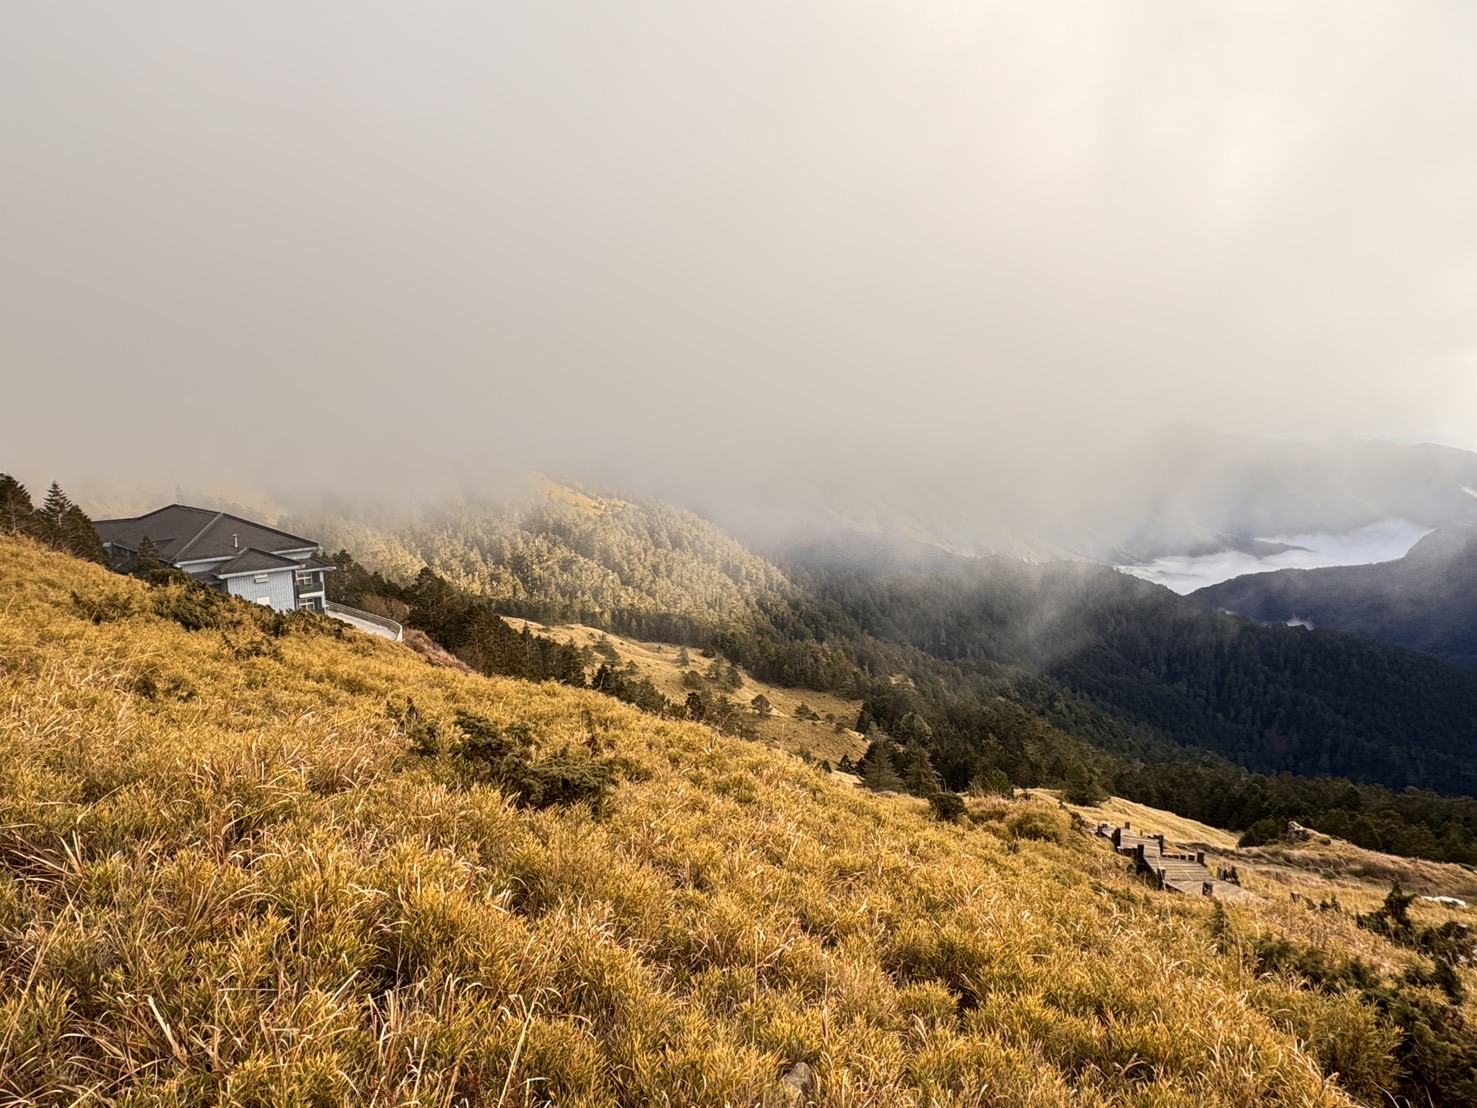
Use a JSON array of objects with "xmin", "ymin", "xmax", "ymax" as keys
[
  {"xmin": 223, "ymin": 569, "xmax": 298, "ymax": 612},
  {"xmin": 176, "ymin": 558, "xmax": 231, "ymax": 577}
]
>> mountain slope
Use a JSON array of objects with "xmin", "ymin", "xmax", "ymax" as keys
[
  {"xmin": 789, "ymin": 537, "xmax": 1477, "ymax": 796},
  {"xmin": 302, "ymin": 489, "xmax": 1477, "ymax": 823},
  {"xmin": 4, "ymin": 534, "xmax": 1442, "ymax": 1105},
  {"xmin": 1191, "ymin": 526, "xmax": 1477, "ymax": 668},
  {"xmin": 296, "ymin": 481, "xmax": 800, "ymax": 638}
]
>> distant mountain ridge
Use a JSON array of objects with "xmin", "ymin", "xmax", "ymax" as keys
[{"xmin": 1190, "ymin": 526, "xmax": 1477, "ymax": 668}]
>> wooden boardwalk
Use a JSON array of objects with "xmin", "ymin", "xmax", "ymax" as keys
[{"xmin": 1095, "ymin": 822, "xmax": 1256, "ymax": 901}]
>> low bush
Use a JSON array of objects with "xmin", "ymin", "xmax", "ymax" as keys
[
  {"xmin": 1251, "ymin": 928, "xmax": 1477, "ymax": 1107},
  {"xmin": 928, "ymin": 792, "xmax": 967, "ymax": 823},
  {"xmin": 438, "ymin": 709, "xmax": 617, "ymax": 815},
  {"xmin": 1006, "ymin": 806, "xmax": 1070, "ymax": 844},
  {"xmin": 1239, "ymin": 817, "xmax": 1286, "ymax": 847},
  {"xmin": 150, "ymin": 580, "xmax": 232, "ymax": 631},
  {"xmin": 69, "ymin": 588, "xmax": 138, "ymax": 624}
]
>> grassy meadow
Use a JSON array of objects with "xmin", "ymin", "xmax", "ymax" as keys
[
  {"xmin": 499, "ymin": 618, "xmax": 867, "ymax": 767},
  {"xmin": 0, "ymin": 535, "xmax": 1466, "ymax": 1105}
]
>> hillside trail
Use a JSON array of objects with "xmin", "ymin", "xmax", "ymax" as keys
[{"xmin": 1098, "ymin": 822, "xmax": 1259, "ymax": 902}]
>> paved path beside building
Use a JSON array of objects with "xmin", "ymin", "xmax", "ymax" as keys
[{"xmin": 324, "ymin": 600, "xmax": 403, "ymax": 641}]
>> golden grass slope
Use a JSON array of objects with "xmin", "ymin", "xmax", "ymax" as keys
[
  {"xmin": 1054, "ymin": 790, "xmax": 1477, "ymax": 911},
  {"xmin": 0, "ymin": 534, "xmax": 1441, "ymax": 1106},
  {"xmin": 1049, "ymin": 793, "xmax": 1241, "ymax": 853},
  {"xmin": 501, "ymin": 617, "xmax": 867, "ymax": 766}
]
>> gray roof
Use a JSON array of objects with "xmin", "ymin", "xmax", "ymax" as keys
[
  {"xmin": 212, "ymin": 548, "xmax": 304, "ymax": 579},
  {"xmin": 93, "ymin": 505, "xmax": 319, "ymax": 565}
]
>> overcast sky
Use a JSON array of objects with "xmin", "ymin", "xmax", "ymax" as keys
[{"xmin": 3, "ymin": 2, "xmax": 1476, "ymax": 511}]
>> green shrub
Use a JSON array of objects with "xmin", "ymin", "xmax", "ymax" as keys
[
  {"xmin": 1251, "ymin": 930, "xmax": 1477, "ymax": 1106},
  {"xmin": 444, "ymin": 710, "xmax": 615, "ymax": 814},
  {"xmin": 928, "ymin": 793, "xmax": 967, "ymax": 823},
  {"xmin": 151, "ymin": 582, "xmax": 230, "ymax": 632},
  {"xmin": 501, "ymin": 747, "xmax": 615, "ymax": 813},
  {"xmin": 1006, "ymin": 807, "xmax": 1069, "ymax": 844},
  {"xmin": 69, "ymin": 589, "xmax": 137, "ymax": 624},
  {"xmin": 1238, "ymin": 818, "xmax": 1285, "ymax": 848}
]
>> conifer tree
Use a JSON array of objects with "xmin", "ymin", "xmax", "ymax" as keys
[
  {"xmin": 132, "ymin": 536, "xmax": 164, "ymax": 577},
  {"xmin": 37, "ymin": 482, "xmax": 72, "ymax": 547},
  {"xmin": 60, "ymin": 504, "xmax": 108, "ymax": 564},
  {"xmin": 858, "ymin": 740, "xmax": 906, "ymax": 792},
  {"xmin": 1064, "ymin": 761, "xmax": 1107, "ymax": 805},
  {"xmin": 0, "ymin": 474, "xmax": 38, "ymax": 537},
  {"xmin": 896, "ymin": 743, "xmax": 941, "ymax": 796},
  {"xmin": 896, "ymin": 712, "xmax": 933, "ymax": 745}
]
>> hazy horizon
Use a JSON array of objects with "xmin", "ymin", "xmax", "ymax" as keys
[{"xmin": 5, "ymin": 3, "xmax": 1477, "ymax": 533}]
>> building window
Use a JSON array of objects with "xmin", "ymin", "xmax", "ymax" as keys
[{"xmin": 254, "ymin": 573, "xmax": 270, "ymax": 584}]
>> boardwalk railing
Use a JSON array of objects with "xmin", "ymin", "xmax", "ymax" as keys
[
  {"xmin": 323, "ymin": 600, "xmax": 403, "ymax": 642},
  {"xmin": 1098, "ymin": 823, "xmax": 1215, "ymax": 895}
]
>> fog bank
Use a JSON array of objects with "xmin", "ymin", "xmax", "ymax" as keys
[{"xmin": 4, "ymin": 2, "xmax": 1477, "ymax": 534}]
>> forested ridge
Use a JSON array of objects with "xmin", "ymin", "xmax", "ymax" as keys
[
  {"xmin": 303, "ymin": 486, "xmax": 1477, "ymax": 864},
  {"xmin": 1191, "ymin": 525, "xmax": 1477, "ymax": 669},
  {"xmin": 302, "ymin": 484, "xmax": 797, "ymax": 640},
  {"xmin": 798, "ymin": 548, "xmax": 1477, "ymax": 795}
]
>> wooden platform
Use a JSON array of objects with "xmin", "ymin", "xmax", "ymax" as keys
[{"xmin": 1096, "ymin": 824, "xmax": 1257, "ymax": 902}]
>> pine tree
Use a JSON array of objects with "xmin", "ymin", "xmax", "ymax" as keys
[
  {"xmin": 37, "ymin": 483, "xmax": 73, "ymax": 547},
  {"xmin": 858, "ymin": 740, "xmax": 906, "ymax": 792},
  {"xmin": 132, "ymin": 536, "xmax": 164, "ymax": 577},
  {"xmin": 896, "ymin": 712, "xmax": 933, "ymax": 745},
  {"xmin": 0, "ymin": 474, "xmax": 38, "ymax": 537},
  {"xmin": 1063, "ymin": 760, "xmax": 1107, "ymax": 806},
  {"xmin": 896, "ymin": 744, "xmax": 941, "ymax": 796},
  {"xmin": 62, "ymin": 506, "xmax": 106, "ymax": 564}
]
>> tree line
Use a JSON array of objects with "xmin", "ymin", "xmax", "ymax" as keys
[{"xmin": 0, "ymin": 474, "xmax": 106, "ymax": 564}]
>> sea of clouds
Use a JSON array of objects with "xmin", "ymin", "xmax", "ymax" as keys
[{"xmin": 1118, "ymin": 519, "xmax": 1432, "ymax": 594}]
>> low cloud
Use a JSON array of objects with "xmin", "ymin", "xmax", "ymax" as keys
[{"xmin": 3, "ymin": 2, "xmax": 1476, "ymax": 524}]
